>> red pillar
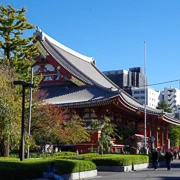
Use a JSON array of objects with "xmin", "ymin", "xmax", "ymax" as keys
[
  {"xmin": 147, "ymin": 122, "xmax": 151, "ymax": 149},
  {"xmin": 160, "ymin": 127, "xmax": 163, "ymax": 148},
  {"xmin": 154, "ymin": 125, "xmax": 158, "ymax": 148},
  {"xmin": 165, "ymin": 127, "xmax": 169, "ymax": 150}
]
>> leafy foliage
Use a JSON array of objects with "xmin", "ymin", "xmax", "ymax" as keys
[
  {"xmin": 168, "ymin": 124, "xmax": 180, "ymax": 147},
  {"xmin": 0, "ymin": 4, "xmax": 38, "ymax": 82},
  {"xmin": 62, "ymin": 115, "xmax": 90, "ymax": 144},
  {"xmin": 157, "ymin": 100, "xmax": 172, "ymax": 113},
  {"xmin": 0, "ymin": 65, "xmax": 21, "ymax": 156},
  {"xmin": 157, "ymin": 101, "xmax": 180, "ymax": 147},
  {"xmin": 31, "ymin": 92, "xmax": 90, "ymax": 147},
  {"xmin": 31, "ymin": 102, "xmax": 65, "ymax": 146},
  {"xmin": 89, "ymin": 117, "xmax": 118, "ymax": 155}
]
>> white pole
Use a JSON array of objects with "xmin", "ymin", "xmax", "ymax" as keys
[
  {"xmin": 27, "ymin": 66, "xmax": 33, "ymax": 158},
  {"xmin": 144, "ymin": 42, "xmax": 147, "ymax": 154}
]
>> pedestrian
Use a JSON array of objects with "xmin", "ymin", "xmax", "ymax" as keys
[
  {"xmin": 151, "ymin": 148, "xmax": 159, "ymax": 170},
  {"xmin": 165, "ymin": 150, "xmax": 173, "ymax": 170},
  {"xmin": 43, "ymin": 162, "xmax": 63, "ymax": 180}
]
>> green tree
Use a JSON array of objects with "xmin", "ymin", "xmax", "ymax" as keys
[
  {"xmin": 31, "ymin": 94, "xmax": 90, "ymax": 149},
  {"xmin": 0, "ymin": 4, "xmax": 38, "ymax": 82},
  {"xmin": 0, "ymin": 4, "xmax": 39, "ymax": 156},
  {"xmin": 62, "ymin": 115, "xmax": 90, "ymax": 144},
  {"xmin": 0, "ymin": 65, "xmax": 21, "ymax": 156},
  {"xmin": 90, "ymin": 117, "xmax": 118, "ymax": 155},
  {"xmin": 156, "ymin": 100, "xmax": 180, "ymax": 147},
  {"xmin": 168, "ymin": 125, "xmax": 180, "ymax": 147},
  {"xmin": 157, "ymin": 100, "xmax": 172, "ymax": 113}
]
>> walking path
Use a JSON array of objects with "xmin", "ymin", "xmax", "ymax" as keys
[{"xmin": 86, "ymin": 159, "xmax": 180, "ymax": 180}]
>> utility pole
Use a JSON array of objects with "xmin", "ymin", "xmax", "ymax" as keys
[
  {"xmin": 13, "ymin": 81, "xmax": 34, "ymax": 161},
  {"xmin": 27, "ymin": 66, "xmax": 34, "ymax": 158}
]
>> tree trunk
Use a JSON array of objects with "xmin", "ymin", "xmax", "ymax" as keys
[{"xmin": 1, "ymin": 139, "xmax": 10, "ymax": 157}]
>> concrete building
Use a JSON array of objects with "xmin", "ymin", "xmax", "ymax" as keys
[
  {"xmin": 132, "ymin": 87, "xmax": 160, "ymax": 108},
  {"xmin": 103, "ymin": 67, "xmax": 146, "ymax": 94},
  {"xmin": 163, "ymin": 87, "xmax": 180, "ymax": 112},
  {"xmin": 103, "ymin": 67, "xmax": 161, "ymax": 109},
  {"xmin": 160, "ymin": 87, "xmax": 180, "ymax": 119}
]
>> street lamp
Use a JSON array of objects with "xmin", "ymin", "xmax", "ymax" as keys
[{"xmin": 13, "ymin": 80, "xmax": 34, "ymax": 161}]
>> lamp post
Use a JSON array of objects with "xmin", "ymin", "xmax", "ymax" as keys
[{"xmin": 13, "ymin": 81, "xmax": 34, "ymax": 161}]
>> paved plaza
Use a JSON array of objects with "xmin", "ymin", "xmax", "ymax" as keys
[{"xmin": 86, "ymin": 159, "xmax": 180, "ymax": 180}]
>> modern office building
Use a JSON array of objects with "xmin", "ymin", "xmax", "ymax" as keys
[
  {"xmin": 103, "ymin": 67, "xmax": 146, "ymax": 91},
  {"xmin": 160, "ymin": 87, "xmax": 180, "ymax": 119},
  {"xmin": 131, "ymin": 87, "xmax": 160, "ymax": 109},
  {"xmin": 163, "ymin": 87, "xmax": 180, "ymax": 112},
  {"xmin": 103, "ymin": 67, "xmax": 161, "ymax": 109}
]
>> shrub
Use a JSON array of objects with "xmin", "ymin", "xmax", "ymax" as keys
[
  {"xmin": 0, "ymin": 157, "xmax": 96, "ymax": 180},
  {"xmin": 86, "ymin": 154, "xmax": 150, "ymax": 166}
]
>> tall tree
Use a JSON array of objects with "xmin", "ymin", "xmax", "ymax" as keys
[
  {"xmin": 0, "ymin": 65, "xmax": 21, "ymax": 156},
  {"xmin": 0, "ymin": 4, "xmax": 39, "ymax": 156},
  {"xmin": 0, "ymin": 4, "xmax": 38, "ymax": 82}
]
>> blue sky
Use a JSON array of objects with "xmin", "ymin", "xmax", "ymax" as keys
[{"xmin": 1, "ymin": 0, "xmax": 180, "ymax": 90}]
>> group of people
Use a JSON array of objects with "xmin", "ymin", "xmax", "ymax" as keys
[{"xmin": 152, "ymin": 148, "xmax": 175, "ymax": 171}]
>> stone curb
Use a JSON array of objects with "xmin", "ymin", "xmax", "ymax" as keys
[
  {"xmin": 62, "ymin": 170, "xmax": 97, "ymax": 180},
  {"xmin": 97, "ymin": 161, "xmax": 166, "ymax": 172}
]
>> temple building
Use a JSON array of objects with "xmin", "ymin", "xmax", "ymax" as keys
[{"xmin": 33, "ymin": 28, "xmax": 180, "ymax": 153}]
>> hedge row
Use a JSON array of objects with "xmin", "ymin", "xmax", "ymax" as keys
[
  {"xmin": 1, "ymin": 153, "xmax": 151, "ymax": 179},
  {"xmin": 9, "ymin": 151, "xmax": 77, "ymax": 158},
  {"xmin": 0, "ymin": 158, "xmax": 96, "ymax": 180},
  {"xmin": 90, "ymin": 155, "xmax": 149, "ymax": 166}
]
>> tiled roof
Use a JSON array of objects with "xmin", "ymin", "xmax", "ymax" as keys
[{"xmin": 42, "ymin": 84, "xmax": 118, "ymax": 105}]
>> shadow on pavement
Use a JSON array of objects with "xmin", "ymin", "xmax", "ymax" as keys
[
  {"xmin": 171, "ymin": 160, "xmax": 180, "ymax": 168},
  {"xmin": 161, "ymin": 177, "xmax": 180, "ymax": 180}
]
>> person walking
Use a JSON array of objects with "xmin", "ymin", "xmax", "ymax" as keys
[
  {"xmin": 152, "ymin": 148, "xmax": 159, "ymax": 170},
  {"xmin": 165, "ymin": 149, "xmax": 173, "ymax": 170}
]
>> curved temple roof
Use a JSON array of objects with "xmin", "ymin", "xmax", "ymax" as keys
[
  {"xmin": 35, "ymin": 27, "xmax": 118, "ymax": 90},
  {"xmin": 35, "ymin": 27, "xmax": 180, "ymax": 126}
]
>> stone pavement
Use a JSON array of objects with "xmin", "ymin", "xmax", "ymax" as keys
[{"xmin": 85, "ymin": 159, "xmax": 180, "ymax": 180}]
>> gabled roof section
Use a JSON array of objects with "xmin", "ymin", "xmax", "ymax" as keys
[
  {"xmin": 36, "ymin": 27, "xmax": 94, "ymax": 63},
  {"xmin": 35, "ymin": 27, "xmax": 118, "ymax": 90}
]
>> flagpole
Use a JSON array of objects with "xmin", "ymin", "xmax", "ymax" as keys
[{"xmin": 144, "ymin": 42, "xmax": 147, "ymax": 154}]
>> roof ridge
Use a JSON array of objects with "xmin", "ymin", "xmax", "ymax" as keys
[{"xmin": 35, "ymin": 27, "xmax": 94, "ymax": 63}]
